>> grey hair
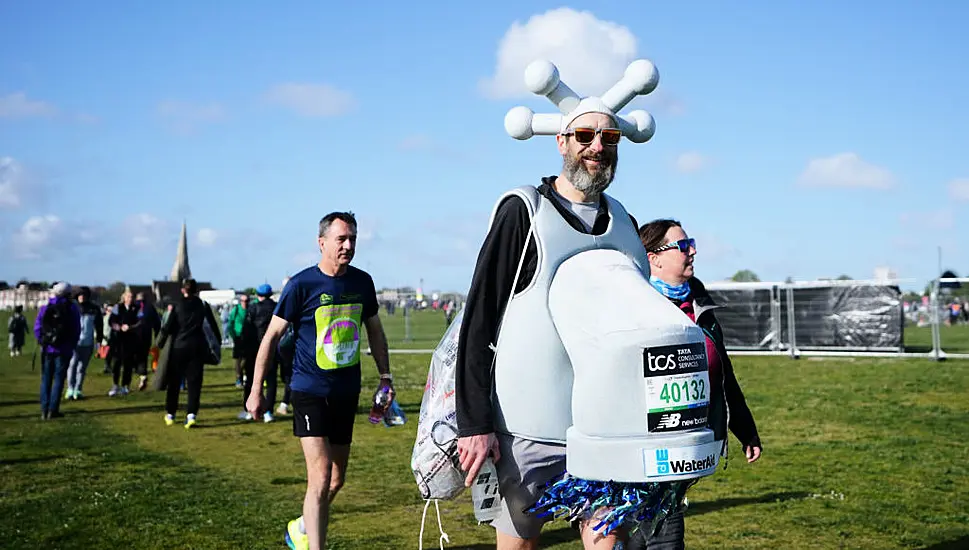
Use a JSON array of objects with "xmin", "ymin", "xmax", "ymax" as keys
[{"xmin": 318, "ymin": 211, "xmax": 358, "ymax": 238}]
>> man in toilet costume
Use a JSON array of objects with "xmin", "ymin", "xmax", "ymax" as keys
[{"xmin": 455, "ymin": 59, "xmax": 723, "ymax": 549}]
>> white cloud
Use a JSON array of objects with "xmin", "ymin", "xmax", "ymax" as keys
[
  {"xmin": 480, "ymin": 8, "xmax": 639, "ymax": 99},
  {"xmin": 0, "ymin": 156, "xmax": 46, "ymax": 210},
  {"xmin": 949, "ymin": 178, "xmax": 969, "ymax": 201},
  {"xmin": 9, "ymin": 214, "xmax": 100, "ymax": 260},
  {"xmin": 265, "ymin": 83, "xmax": 356, "ymax": 117},
  {"xmin": 156, "ymin": 100, "xmax": 227, "ymax": 134},
  {"xmin": 196, "ymin": 228, "xmax": 218, "ymax": 247},
  {"xmin": 796, "ymin": 153, "xmax": 895, "ymax": 189},
  {"xmin": 0, "ymin": 92, "xmax": 58, "ymax": 118},
  {"xmin": 674, "ymin": 152, "xmax": 709, "ymax": 174},
  {"xmin": 11, "ymin": 215, "xmax": 61, "ymax": 259},
  {"xmin": 899, "ymin": 208, "xmax": 954, "ymax": 231},
  {"xmin": 121, "ymin": 213, "xmax": 171, "ymax": 251}
]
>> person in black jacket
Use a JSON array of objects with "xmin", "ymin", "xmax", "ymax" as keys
[
  {"xmin": 628, "ymin": 219, "xmax": 763, "ymax": 550},
  {"xmin": 156, "ymin": 279, "xmax": 221, "ymax": 428},
  {"xmin": 108, "ymin": 290, "xmax": 143, "ymax": 396},
  {"xmin": 244, "ymin": 283, "xmax": 279, "ymax": 422},
  {"xmin": 134, "ymin": 292, "xmax": 162, "ymax": 391}
]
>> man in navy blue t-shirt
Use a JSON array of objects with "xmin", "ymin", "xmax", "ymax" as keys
[{"xmin": 246, "ymin": 211, "xmax": 393, "ymax": 550}]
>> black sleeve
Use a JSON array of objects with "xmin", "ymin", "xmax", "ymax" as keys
[
  {"xmin": 455, "ymin": 196, "xmax": 536, "ymax": 437},
  {"xmin": 157, "ymin": 307, "xmax": 178, "ymax": 349},
  {"xmin": 94, "ymin": 310, "xmax": 104, "ymax": 344},
  {"xmin": 713, "ymin": 320, "xmax": 761, "ymax": 448},
  {"xmin": 204, "ymin": 304, "xmax": 221, "ymax": 342},
  {"xmin": 363, "ymin": 273, "xmax": 379, "ymax": 320}
]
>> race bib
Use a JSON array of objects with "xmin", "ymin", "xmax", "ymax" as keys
[
  {"xmin": 315, "ymin": 303, "xmax": 363, "ymax": 369},
  {"xmin": 643, "ymin": 342, "xmax": 710, "ymax": 432}
]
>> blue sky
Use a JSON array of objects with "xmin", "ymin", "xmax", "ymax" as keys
[{"xmin": 2, "ymin": 1, "xmax": 967, "ymax": 293}]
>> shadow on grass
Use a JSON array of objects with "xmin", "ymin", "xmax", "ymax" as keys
[
  {"xmin": 408, "ymin": 526, "xmax": 579, "ymax": 550},
  {"xmin": 0, "ymin": 399, "xmax": 37, "ymax": 408},
  {"xmin": 270, "ymin": 476, "xmax": 306, "ymax": 486},
  {"xmin": 0, "ymin": 399, "xmax": 244, "ymax": 421},
  {"xmin": 0, "ymin": 454, "xmax": 66, "ymax": 465},
  {"xmin": 687, "ymin": 491, "xmax": 810, "ymax": 516},
  {"xmin": 921, "ymin": 535, "xmax": 969, "ymax": 549},
  {"xmin": 0, "ymin": 414, "xmax": 297, "ymax": 549}
]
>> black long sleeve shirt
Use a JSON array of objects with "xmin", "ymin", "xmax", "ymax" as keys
[
  {"xmin": 157, "ymin": 296, "xmax": 221, "ymax": 352},
  {"xmin": 454, "ymin": 177, "xmax": 637, "ymax": 437}
]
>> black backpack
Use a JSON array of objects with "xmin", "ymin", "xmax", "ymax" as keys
[{"xmin": 40, "ymin": 301, "xmax": 71, "ymax": 347}]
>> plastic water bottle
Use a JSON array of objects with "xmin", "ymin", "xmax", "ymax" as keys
[
  {"xmin": 470, "ymin": 458, "xmax": 503, "ymax": 523},
  {"xmin": 369, "ymin": 386, "xmax": 392, "ymax": 424}
]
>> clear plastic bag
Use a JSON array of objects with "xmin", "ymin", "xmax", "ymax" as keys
[{"xmin": 411, "ymin": 307, "xmax": 467, "ymax": 500}]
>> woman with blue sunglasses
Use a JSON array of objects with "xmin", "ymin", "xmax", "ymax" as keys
[{"xmin": 629, "ymin": 219, "xmax": 763, "ymax": 550}]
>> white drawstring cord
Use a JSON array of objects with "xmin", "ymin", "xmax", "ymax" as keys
[{"xmin": 419, "ymin": 499, "xmax": 450, "ymax": 550}]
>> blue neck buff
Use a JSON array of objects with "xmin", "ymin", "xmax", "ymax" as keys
[{"xmin": 649, "ymin": 275, "xmax": 691, "ymax": 301}]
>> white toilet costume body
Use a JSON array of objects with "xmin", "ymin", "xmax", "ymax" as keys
[
  {"xmin": 497, "ymin": 59, "xmax": 721, "ymax": 533},
  {"xmin": 410, "ymin": 59, "xmax": 723, "ymax": 540}
]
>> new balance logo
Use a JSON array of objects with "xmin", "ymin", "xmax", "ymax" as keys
[{"xmin": 657, "ymin": 413, "xmax": 681, "ymax": 429}]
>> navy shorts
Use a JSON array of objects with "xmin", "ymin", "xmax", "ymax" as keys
[{"xmin": 290, "ymin": 390, "xmax": 360, "ymax": 444}]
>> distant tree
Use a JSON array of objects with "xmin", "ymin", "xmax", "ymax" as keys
[
  {"xmin": 901, "ymin": 291, "xmax": 922, "ymax": 303},
  {"xmin": 101, "ymin": 281, "xmax": 127, "ymax": 304},
  {"xmin": 731, "ymin": 269, "xmax": 761, "ymax": 283},
  {"xmin": 836, "ymin": 274, "xmax": 853, "ymax": 281},
  {"xmin": 242, "ymin": 287, "xmax": 257, "ymax": 296}
]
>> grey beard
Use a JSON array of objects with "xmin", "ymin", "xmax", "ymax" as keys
[{"xmin": 563, "ymin": 153, "xmax": 617, "ymax": 196}]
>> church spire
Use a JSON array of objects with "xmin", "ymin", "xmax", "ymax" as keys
[{"xmin": 170, "ymin": 221, "xmax": 192, "ymax": 282}]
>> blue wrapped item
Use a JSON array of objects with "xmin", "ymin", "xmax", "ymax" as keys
[
  {"xmin": 527, "ymin": 474, "xmax": 691, "ymax": 537},
  {"xmin": 383, "ymin": 399, "xmax": 407, "ymax": 427}
]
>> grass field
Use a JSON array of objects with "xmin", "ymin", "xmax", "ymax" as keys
[{"xmin": 2, "ymin": 310, "xmax": 969, "ymax": 549}]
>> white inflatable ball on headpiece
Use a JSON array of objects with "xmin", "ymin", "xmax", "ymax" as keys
[{"xmin": 504, "ymin": 58, "xmax": 659, "ymax": 144}]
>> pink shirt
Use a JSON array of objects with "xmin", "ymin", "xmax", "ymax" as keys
[{"xmin": 679, "ymin": 300, "xmax": 723, "ymax": 397}]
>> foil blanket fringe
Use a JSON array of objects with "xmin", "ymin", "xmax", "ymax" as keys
[{"xmin": 526, "ymin": 475, "xmax": 692, "ymax": 537}]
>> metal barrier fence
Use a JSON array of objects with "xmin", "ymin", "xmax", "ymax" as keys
[
  {"xmin": 705, "ymin": 278, "xmax": 969, "ymax": 361},
  {"xmin": 367, "ymin": 279, "xmax": 969, "ymax": 361}
]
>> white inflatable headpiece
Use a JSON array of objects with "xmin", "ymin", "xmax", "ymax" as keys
[{"xmin": 504, "ymin": 59, "xmax": 660, "ymax": 143}]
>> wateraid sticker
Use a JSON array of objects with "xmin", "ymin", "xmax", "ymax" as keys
[
  {"xmin": 642, "ymin": 342, "xmax": 710, "ymax": 432},
  {"xmin": 643, "ymin": 441, "xmax": 722, "ymax": 479}
]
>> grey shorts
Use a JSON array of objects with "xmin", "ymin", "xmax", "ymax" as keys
[{"xmin": 490, "ymin": 432, "xmax": 567, "ymax": 539}]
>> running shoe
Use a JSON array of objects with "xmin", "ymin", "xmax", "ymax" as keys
[{"xmin": 285, "ymin": 517, "xmax": 308, "ymax": 550}]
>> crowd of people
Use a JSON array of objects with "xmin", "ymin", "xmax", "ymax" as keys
[
  {"xmin": 15, "ymin": 279, "xmax": 297, "ymax": 425},
  {"xmin": 7, "ymin": 67, "xmax": 771, "ymax": 550}
]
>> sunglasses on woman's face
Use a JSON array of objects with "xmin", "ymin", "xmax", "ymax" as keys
[
  {"xmin": 562, "ymin": 127, "xmax": 622, "ymax": 146},
  {"xmin": 651, "ymin": 238, "xmax": 696, "ymax": 254}
]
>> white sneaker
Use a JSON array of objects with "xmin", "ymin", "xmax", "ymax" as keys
[
  {"xmin": 108, "ymin": 385, "xmax": 119, "ymax": 397},
  {"xmin": 237, "ymin": 411, "xmax": 253, "ymax": 421},
  {"xmin": 121, "ymin": 386, "xmax": 130, "ymax": 396},
  {"xmin": 263, "ymin": 411, "xmax": 274, "ymax": 423},
  {"xmin": 276, "ymin": 402, "xmax": 289, "ymax": 415}
]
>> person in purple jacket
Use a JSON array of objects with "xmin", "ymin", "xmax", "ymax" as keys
[{"xmin": 34, "ymin": 282, "xmax": 81, "ymax": 420}]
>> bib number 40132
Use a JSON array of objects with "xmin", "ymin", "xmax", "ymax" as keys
[{"xmin": 643, "ymin": 342, "xmax": 710, "ymax": 433}]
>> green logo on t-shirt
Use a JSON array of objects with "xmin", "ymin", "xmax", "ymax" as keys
[{"xmin": 314, "ymin": 303, "xmax": 363, "ymax": 370}]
